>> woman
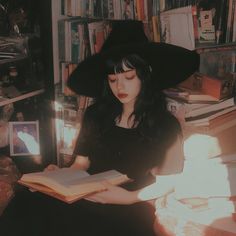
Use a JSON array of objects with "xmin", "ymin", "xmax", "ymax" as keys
[
  {"xmin": 1, "ymin": 21, "xmax": 199, "ymax": 236},
  {"xmin": 64, "ymin": 20, "xmax": 198, "ymax": 235}
]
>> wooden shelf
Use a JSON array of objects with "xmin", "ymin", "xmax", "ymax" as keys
[
  {"xmin": 196, "ymin": 43, "xmax": 236, "ymax": 53},
  {"xmin": 0, "ymin": 55, "xmax": 28, "ymax": 65},
  {"xmin": 0, "ymin": 88, "xmax": 44, "ymax": 107}
]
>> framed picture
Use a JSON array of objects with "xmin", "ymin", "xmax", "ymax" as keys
[{"xmin": 9, "ymin": 121, "xmax": 40, "ymax": 156}]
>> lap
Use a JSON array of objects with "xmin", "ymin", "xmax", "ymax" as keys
[{"xmin": 0, "ymin": 187, "xmax": 156, "ymax": 236}]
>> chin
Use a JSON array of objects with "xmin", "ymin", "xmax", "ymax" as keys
[{"xmin": 118, "ymin": 98, "xmax": 131, "ymax": 104}]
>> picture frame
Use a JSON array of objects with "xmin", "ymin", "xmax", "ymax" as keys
[{"xmin": 9, "ymin": 121, "xmax": 40, "ymax": 156}]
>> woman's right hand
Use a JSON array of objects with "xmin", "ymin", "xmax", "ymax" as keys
[
  {"xmin": 44, "ymin": 155, "xmax": 90, "ymax": 172},
  {"xmin": 71, "ymin": 155, "xmax": 90, "ymax": 170},
  {"xmin": 44, "ymin": 164, "xmax": 59, "ymax": 172}
]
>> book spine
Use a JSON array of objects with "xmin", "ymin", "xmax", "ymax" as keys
[
  {"xmin": 215, "ymin": 0, "xmax": 228, "ymax": 44},
  {"xmin": 58, "ymin": 20, "xmax": 66, "ymax": 61},
  {"xmin": 71, "ymin": 21, "xmax": 80, "ymax": 63},
  {"xmin": 191, "ymin": 5, "xmax": 199, "ymax": 43}
]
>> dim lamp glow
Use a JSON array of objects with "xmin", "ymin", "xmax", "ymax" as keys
[
  {"xmin": 183, "ymin": 133, "xmax": 222, "ymax": 160},
  {"xmin": 17, "ymin": 131, "xmax": 40, "ymax": 155}
]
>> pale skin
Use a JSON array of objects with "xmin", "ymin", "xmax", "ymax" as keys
[{"xmin": 46, "ymin": 65, "xmax": 184, "ymax": 205}]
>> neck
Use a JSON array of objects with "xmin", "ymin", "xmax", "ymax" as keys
[
  {"xmin": 116, "ymin": 102, "xmax": 135, "ymax": 128},
  {"xmin": 122, "ymin": 99, "xmax": 135, "ymax": 116}
]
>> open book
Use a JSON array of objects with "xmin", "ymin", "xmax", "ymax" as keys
[{"xmin": 18, "ymin": 168, "xmax": 130, "ymax": 203}]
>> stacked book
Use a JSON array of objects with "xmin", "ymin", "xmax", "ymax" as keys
[
  {"xmin": 166, "ymin": 95, "xmax": 236, "ymax": 134},
  {"xmin": 165, "ymin": 72, "xmax": 236, "ymax": 157}
]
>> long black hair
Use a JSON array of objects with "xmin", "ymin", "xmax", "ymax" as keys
[
  {"xmin": 86, "ymin": 53, "xmax": 181, "ymax": 140},
  {"xmin": 73, "ymin": 53, "xmax": 182, "ymax": 168}
]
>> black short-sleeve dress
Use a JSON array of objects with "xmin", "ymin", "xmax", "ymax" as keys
[{"xmin": 1, "ymin": 105, "xmax": 181, "ymax": 236}]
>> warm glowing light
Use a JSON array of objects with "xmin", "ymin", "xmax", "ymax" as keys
[
  {"xmin": 155, "ymin": 194, "xmax": 234, "ymax": 234},
  {"xmin": 152, "ymin": 134, "xmax": 236, "ymax": 235},
  {"xmin": 183, "ymin": 133, "xmax": 222, "ymax": 160},
  {"xmin": 55, "ymin": 118, "xmax": 64, "ymax": 144},
  {"xmin": 63, "ymin": 124, "xmax": 79, "ymax": 149},
  {"xmin": 175, "ymin": 161, "xmax": 232, "ymax": 199},
  {"xmin": 137, "ymin": 174, "xmax": 181, "ymax": 201},
  {"xmin": 17, "ymin": 131, "xmax": 40, "ymax": 154},
  {"xmin": 54, "ymin": 101, "xmax": 63, "ymax": 111}
]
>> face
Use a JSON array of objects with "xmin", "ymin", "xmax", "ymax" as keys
[{"xmin": 107, "ymin": 68, "xmax": 141, "ymax": 105}]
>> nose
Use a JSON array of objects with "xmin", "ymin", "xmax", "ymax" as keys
[{"xmin": 116, "ymin": 75, "xmax": 124, "ymax": 90}]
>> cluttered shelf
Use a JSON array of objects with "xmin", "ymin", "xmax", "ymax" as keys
[
  {"xmin": 196, "ymin": 42, "xmax": 236, "ymax": 53},
  {"xmin": 0, "ymin": 55, "xmax": 28, "ymax": 65},
  {"xmin": 0, "ymin": 35, "xmax": 45, "ymax": 108},
  {"xmin": 0, "ymin": 88, "xmax": 44, "ymax": 107}
]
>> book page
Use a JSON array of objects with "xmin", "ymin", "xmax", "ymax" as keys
[
  {"xmin": 20, "ymin": 169, "xmax": 129, "ymax": 197},
  {"xmin": 21, "ymin": 168, "xmax": 90, "ymax": 195}
]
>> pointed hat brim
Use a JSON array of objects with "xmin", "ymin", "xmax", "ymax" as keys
[{"xmin": 67, "ymin": 20, "xmax": 199, "ymax": 97}]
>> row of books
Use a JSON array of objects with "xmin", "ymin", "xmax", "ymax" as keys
[
  {"xmin": 61, "ymin": 0, "xmax": 154, "ymax": 22},
  {"xmin": 160, "ymin": 1, "xmax": 236, "ymax": 49},
  {"xmin": 159, "ymin": 0, "xmax": 198, "ymax": 12},
  {"xmin": 58, "ymin": 19, "xmax": 113, "ymax": 63},
  {"xmin": 58, "ymin": 17, "xmax": 158, "ymax": 64}
]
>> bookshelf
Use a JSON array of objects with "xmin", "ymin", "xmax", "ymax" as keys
[
  {"xmin": 158, "ymin": 1, "xmax": 236, "ymax": 141},
  {"xmin": 51, "ymin": 0, "xmax": 160, "ymax": 166},
  {"xmin": 0, "ymin": 0, "xmax": 54, "ymax": 173}
]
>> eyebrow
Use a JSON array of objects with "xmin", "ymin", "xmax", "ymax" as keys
[{"xmin": 108, "ymin": 69, "xmax": 136, "ymax": 76}]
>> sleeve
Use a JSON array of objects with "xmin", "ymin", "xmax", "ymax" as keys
[
  {"xmin": 73, "ymin": 106, "xmax": 97, "ymax": 157},
  {"xmin": 157, "ymin": 135, "xmax": 184, "ymax": 175},
  {"xmin": 148, "ymin": 113, "xmax": 184, "ymax": 173}
]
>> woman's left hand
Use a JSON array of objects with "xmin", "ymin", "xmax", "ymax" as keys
[{"xmin": 85, "ymin": 182, "xmax": 138, "ymax": 205}]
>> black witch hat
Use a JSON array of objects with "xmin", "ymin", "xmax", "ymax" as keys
[{"xmin": 68, "ymin": 20, "xmax": 199, "ymax": 98}]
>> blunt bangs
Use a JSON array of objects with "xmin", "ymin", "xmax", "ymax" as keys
[{"xmin": 105, "ymin": 54, "xmax": 149, "ymax": 75}]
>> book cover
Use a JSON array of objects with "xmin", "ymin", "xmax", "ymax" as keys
[
  {"xmin": 18, "ymin": 169, "xmax": 130, "ymax": 203},
  {"xmin": 185, "ymin": 110, "xmax": 236, "ymax": 135},
  {"xmin": 215, "ymin": 0, "xmax": 228, "ymax": 44},
  {"xmin": 160, "ymin": 5, "xmax": 195, "ymax": 50},
  {"xmin": 198, "ymin": 9, "xmax": 216, "ymax": 43},
  {"xmin": 185, "ymin": 105, "xmax": 236, "ymax": 124},
  {"xmin": 185, "ymin": 96, "xmax": 236, "ymax": 118},
  {"xmin": 152, "ymin": 15, "xmax": 161, "ymax": 42},
  {"xmin": 166, "ymin": 97, "xmax": 210, "ymax": 123},
  {"xmin": 70, "ymin": 20, "xmax": 81, "ymax": 63},
  {"xmin": 88, "ymin": 21, "xmax": 108, "ymax": 55},
  {"xmin": 58, "ymin": 20, "xmax": 66, "ymax": 61},
  {"xmin": 179, "ymin": 73, "xmax": 235, "ymax": 100}
]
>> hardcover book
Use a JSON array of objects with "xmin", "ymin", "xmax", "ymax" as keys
[
  {"xmin": 18, "ymin": 168, "xmax": 130, "ymax": 203},
  {"xmin": 180, "ymin": 73, "xmax": 235, "ymax": 99}
]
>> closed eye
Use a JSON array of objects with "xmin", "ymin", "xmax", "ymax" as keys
[
  {"xmin": 108, "ymin": 75, "xmax": 117, "ymax": 83},
  {"xmin": 108, "ymin": 78, "xmax": 116, "ymax": 83},
  {"xmin": 125, "ymin": 75, "xmax": 136, "ymax": 80}
]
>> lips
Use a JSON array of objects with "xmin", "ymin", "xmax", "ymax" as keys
[{"xmin": 118, "ymin": 93, "xmax": 128, "ymax": 99}]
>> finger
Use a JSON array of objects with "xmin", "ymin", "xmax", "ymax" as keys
[
  {"xmin": 44, "ymin": 164, "xmax": 58, "ymax": 172},
  {"xmin": 84, "ymin": 197, "xmax": 97, "ymax": 202},
  {"xmin": 85, "ymin": 196, "xmax": 103, "ymax": 203}
]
